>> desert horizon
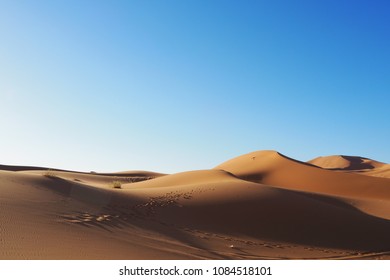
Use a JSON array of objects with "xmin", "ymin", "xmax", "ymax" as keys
[{"xmin": 1, "ymin": 149, "xmax": 390, "ymax": 260}]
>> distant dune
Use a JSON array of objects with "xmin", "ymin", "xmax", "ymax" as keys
[
  {"xmin": 308, "ymin": 155, "xmax": 390, "ymax": 178},
  {"xmin": 1, "ymin": 150, "xmax": 390, "ymax": 259}
]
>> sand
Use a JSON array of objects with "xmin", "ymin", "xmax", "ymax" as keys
[{"xmin": 1, "ymin": 150, "xmax": 390, "ymax": 259}]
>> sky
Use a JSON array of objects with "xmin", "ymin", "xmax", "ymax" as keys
[{"xmin": 0, "ymin": 0, "xmax": 389, "ymax": 173}]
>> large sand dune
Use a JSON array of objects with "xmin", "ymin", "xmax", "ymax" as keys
[{"xmin": 1, "ymin": 150, "xmax": 390, "ymax": 259}]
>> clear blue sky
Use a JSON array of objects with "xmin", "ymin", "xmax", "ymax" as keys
[{"xmin": 0, "ymin": 0, "xmax": 389, "ymax": 173}]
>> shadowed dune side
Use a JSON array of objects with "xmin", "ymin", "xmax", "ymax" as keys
[
  {"xmin": 124, "ymin": 170, "xmax": 390, "ymax": 251},
  {"xmin": 214, "ymin": 150, "xmax": 390, "ymax": 200}
]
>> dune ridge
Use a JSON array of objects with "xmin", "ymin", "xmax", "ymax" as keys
[{"xmin": 1, "ymin": 150, "xmax": 390, "ymax": 259}]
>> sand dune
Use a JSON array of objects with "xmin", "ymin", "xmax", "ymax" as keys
[
  {"xmin": 308, "ymin": 155, "xmax": 386, "ymax": 170},
  {"xmin": 214, "ymin": 150, "xmax": 390, "ymax": 199},
  {"xmin": 308, "ymin": 155, "xmax": 390, "ymax": 178},
  {"xmin": 1, "ymin": 150, "xmax": 390, "ymax": 259}
]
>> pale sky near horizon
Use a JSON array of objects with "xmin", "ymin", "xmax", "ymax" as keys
[{"xmin": 0, "ymin": 0, "xmax": 389, "ymax": 173}]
